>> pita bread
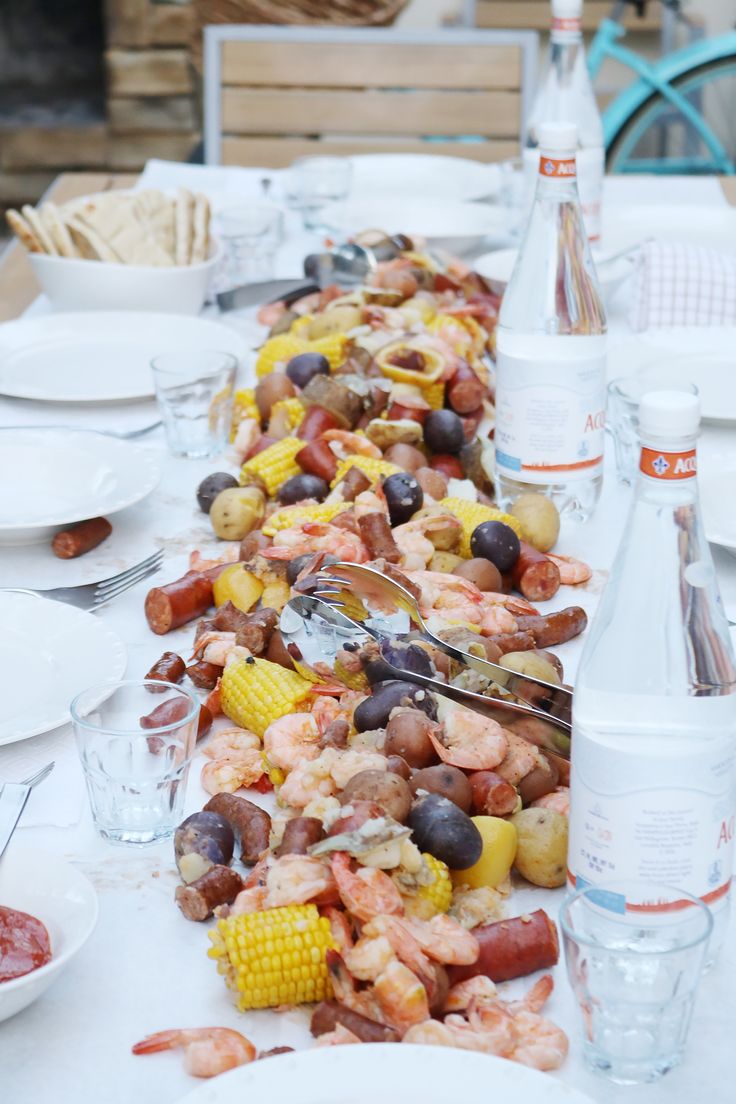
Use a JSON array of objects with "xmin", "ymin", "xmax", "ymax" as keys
[
  {"xmin": 175, "ymin": 188, "xmax": 195, "ymax": 266},
  {"xmin": 132, "ymin": 190, "xmax": 176, "ymax": 261},
  {"xmin": 65, "ymin": 216, "xmax": 120, "ymax": 263},
  {"xmin": 22, "ymin": 204, "xmax": 57, "ymax": 255},
  {"xmin": 40, "ymin": 202, "xmax": 77, "ymax": 258},
  {"xmin": 190, "ymin": 193, "xmax": 210, "ymax": 265},
  {"xmin": 5, "ymin": 208, "xmax": 44, "ymax": 253},
  {"xmin": 72, "ymin": 194, "xmax": 172, "ymax": 267}
]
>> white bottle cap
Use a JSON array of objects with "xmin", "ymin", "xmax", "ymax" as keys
[
  {"xmin": 639, "ymin": 390, "xmax": 701, "ymax": 438},
  {"xmin": 552, "ymin": 0, "xmax": 582, "ymax": 17},
  {"xmin": 538, "ymin": 121, "xmax": 578, "ymax": 155}
]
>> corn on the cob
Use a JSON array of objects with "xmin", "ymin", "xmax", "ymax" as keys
[
  {"xmin": 440, "ymin": 496, "xmax": 523, "ymax": 557},
  {"xmin": 240, "ymin": 437, "xmax": 303, "ymax": 497},
  {"xmin": 269, "ymin": 396, "xmax": 305, "ymax": 432},
  {"xmin": 207, "ymin": 904, "xmax": 334, "ymax": 1011},
  {"xmin": 220, "ymin": 657, "xmax": 313, "ymax": 737},
  {"xmin": 262, "ymin": 501, "xmax": 350, "ymax": 536},
  {"xmin": 330, "ymin": 455, "xmax": 401, "ymax": 489},
  {"xmin": 231, "ymin": 387, "xmax": 260, "ymax": 439},
  {"xmin": 333, "ymin": 655, "xmax": 369, "ymax": 692},
  {"xmin": 256, "ymin": 333, "xmax": 349, "ymax": 378},
  {"xmin": 395, "ymin": 854, "xmax": 452, "ymax": 920},
  {"xmin": 289, "ymin": 314, "xmax": 314, "ymax": 337},
  {"xmin": 424, "ymin": 381, "xmax": 445, "ymax": 410}
]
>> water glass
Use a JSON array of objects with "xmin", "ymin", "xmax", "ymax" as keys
[
  {"xmin": 607, "ymin": 371, "xmax": 699, "ymax": 485},
  {"xmin": 71, "ymin": 680, "xmax": 200, "ymax": 846},
  {"xmin": 561, "ymin": 880, "xmax": 712, "ymax": 1084},
  {"xmin": 151, "ymin": 350, "xmax": 238, "ymax": 459},
  {"xmin": 217, "ymin": 203, "xmax": 283, "ymax": 286},
  {"xmin": 497, "ymin": 156, "xmax": 532, "ymax": 240},
  {"xmin": 288, "ymin": 156, "xmax": 352, "ymax": 231}
]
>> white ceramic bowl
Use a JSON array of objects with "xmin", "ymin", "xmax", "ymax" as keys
[
  {"xmin": 30, "ymin": 242, "xmax": 221, "ymax": 315},
  {"xmin": 0, "ymin": 845, "xmax": 98, "ymax": 1022}
]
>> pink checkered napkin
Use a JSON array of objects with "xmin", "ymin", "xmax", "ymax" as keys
[{"xmin": 629, "ymin": 240, "xmax": 736, "ymax": 331}]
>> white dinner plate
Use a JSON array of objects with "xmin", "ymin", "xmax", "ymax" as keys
[
  {"xmin": 0, "ymin": 312, "xmax": 247, "ymax": 403},
  {"xmin": 176, "ymin": 1045, "xmax": 595, "ymax": 1104},
  {"xmin": 600, "ymin": 203, "xmax": 736, "ymax": 255},
  {"xmin": 348, "ymin": 154, "xmax": 501, "ymax": 202},
  {"xmin": 701, "ymin": 452, "xmax": 736, "ymax": 553},
  {"xmin": 0, "ymin": 427, "xmax": 161, "ymax": 544},
  {"xmin": 474, "ymin": 247, "xmax": 634, "ymax": 294},
  {"xmin": 0, "ymin": 592, "xmax": 126, "ymax": 745},
  {"xmin": 0, "ymin": 845, "xmax": 98, "ymax": 1022},
  {"xmin": 320, "ymin": 198, "xmax": 509, "ymax": 255},
  {"xmin": 606, "ymin": 329, "xmax": 736, "ymax": 425}
]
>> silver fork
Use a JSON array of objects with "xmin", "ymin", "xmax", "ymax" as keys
[
  {"xmin": 1, "ymin": 549, "xmax": 163, "ymax": 611},
  {"xmin": 20, "ymin": 762, "xmax": 55, "ymax": 788}
]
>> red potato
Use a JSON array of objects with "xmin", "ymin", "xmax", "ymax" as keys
[
  {"xmin": 447, "ymin": 363, "xmax": 486, "ymax": 414},
  {"xmin": 430, "ymin": 454, "xmax": 464, "ymax": 480}
]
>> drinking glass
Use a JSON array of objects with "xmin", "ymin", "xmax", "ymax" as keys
[
  {"xmin": 151, "ymin": 349, "xmax": 238, "ymax": 459},
  {"xmin": 288, "ymin": 156, "xmax": 353, "ymax": 231},
  {"xmin": 561, "ymin": 880, "xmax": 712, "ymax": 1084},
  {"xmin": 497, "ymin": 156, "xmax": 532, "ymax": 240},
  {"xmin": 607, "ymin": 372, "xmax": 699, "ymax": 485},
  {"xmin": 71, "ymin": 680, "xmax": 200, "ymax": 846},
  {"xmin": 217, "ymin": 203, "xmax": 284, "ymax": 286}
]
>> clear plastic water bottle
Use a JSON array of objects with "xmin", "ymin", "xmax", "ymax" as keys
[
  {"xmin": 494, "ymin": 121, "xmax": 606, "ymax": 522},
  {"xmin": 569, "ymin": 391, "xmax": 736, "ymax": 956},
  {"xmin": 525, "ymin": 0, "xmax": 605, "ymax": 243}
]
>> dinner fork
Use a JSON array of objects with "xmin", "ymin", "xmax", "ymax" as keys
[
  {"xmin": 0, "ymin": 549, "xmax": 163, "ymax": 611},
  {"xmin": 19, "ymin": 762, "xmax": 55, "ymax": 789}
]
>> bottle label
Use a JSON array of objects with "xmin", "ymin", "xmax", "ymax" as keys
[
  {"xmin": 538, "ymin": 155, "xmax": 576, "ymax": 180},
  {"xmin": 525, "ymin": 146, "xmax": 603, "ymax": 243},
  {"xmin": 494, "ymin": 348, "xmax": 606, "ymax": 483},
  {"xmin": 569, "ymin": 725, "xmax": 735, "ymax": 910},
  {"xmin": 551, "ymin": 16, "xmax": 582, "ymax": 38},
  {"xmin": 640, "ymin": 447, "xmax": 697, "ymax": 481}
]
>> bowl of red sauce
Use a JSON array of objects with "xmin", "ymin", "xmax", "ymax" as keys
[{"xmin": 0, "ymin": 845, "xmax": 98, "ymax": 1022}]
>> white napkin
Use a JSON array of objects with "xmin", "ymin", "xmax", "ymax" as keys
[
  {"xmin": 0, "ymin": 726, "xmax": 85, "ymax": 828},
  {"xmin": 136, "ymin": 159, "xmax": 288, "ymax": 203},
  {"xmin": 629, "ymin": 240, "xmax": 736, "ymax": 331}
]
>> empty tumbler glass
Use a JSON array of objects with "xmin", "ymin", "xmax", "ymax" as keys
[{"xmin": 151, "ymin": 349, "xmax": 238, "ymax": 459}]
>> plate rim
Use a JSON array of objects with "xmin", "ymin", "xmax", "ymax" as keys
[
  {"xmin": 0, "ymin": 591, "xmax": 127, "ymax": 745},
  {"xmin": 320, "ymin": 197, "xmax": 505, "ymax": 237},
  {"xmin": 347, "ymin": 153, "xmax": 500, "ymax": 201}
]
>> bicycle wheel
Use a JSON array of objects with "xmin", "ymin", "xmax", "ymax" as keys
[{"xmin": 607, "ymin": 55, "xmax": 736, "ymax": 174}]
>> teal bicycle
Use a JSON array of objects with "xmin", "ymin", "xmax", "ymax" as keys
[{"xmin": 590, "ymin": 0, "xmax": 736, "ymax": 173}]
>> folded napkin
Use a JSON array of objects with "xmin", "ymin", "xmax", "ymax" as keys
[
  {"xmin": 629, "ymin": 240, "xmax": 736, "ymax": 331},
  {"xmin": 0, "ymin": 726, "xmax": 85, "ymax": 829}
]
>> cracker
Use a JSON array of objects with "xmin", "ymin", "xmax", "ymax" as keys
[
  {"xmin": 190, "ymin": 193, "xmax": 211, "ymax": 265},
  {"xmin": 175, "ymin": 187, "xmax": 195, "ymax": 266},
  {"xmin": 40, "ymin": 202, "xmax": 77, "ymax": 258},
  {"xmin": 22, "ymin": 204, "xmax": 57, "ymax": 255},
  {"xmin": 5, "ymin": 208, "xmax": 44, "ymax": 253},
  {"xmin": 65, "ymin": 216, "xmax": 120, "ymax": 263}
]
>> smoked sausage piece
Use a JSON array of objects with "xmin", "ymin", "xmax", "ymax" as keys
[
  {"xmin": 296, "ymin": 439, "xmax": 338, "ymax": 483},
  {"xmin": 468, "ymin": 771, "xmax": 519, "ymax": 817},
  {"xmin": 447, "ymin": 909, "xmax": 559, "ymax": 985},
  {"xmin": 335, "ymin": 464, "xmax": 372, "ymax": 502},
  {"xmin": 310, "ymin": 1001, "xmax": 400, "ymax": 1044},
  {"xmin": 145, "ymin": 652, "xmax": 186, "ymax": 687},
  {"xmin": 175, "ymin": 864, "xmax": 244, "ymax": 921},
  {"xmin": 357, "ymin": 513, "xmax": 401, "ymax": 563},
  {"xmin": 490, "ymin": 631, "xmax": 536, "ymax": 655},
  {"xmin": 447, "ymin": 363, "xmax": 486, "ymax": 415},
  {"xmin": 0, "ymin": 905, "xmax": 52, "ymax": 981},
  {"xmin": 511, "ymin": 542, "xmax": 561, "ymax": 603},
  {"xmin": 275, "ymin": 816, "xmax": 324, "ymax": 857},
  {"xmin": 296, "ymin": 404, "xmax": 340, "ymax": 441},
  {"xmin": 145, "ymin": 572, "xmax": 214, "ymax": 635},
  {"xmin": 185, "ymin": 660, "xmax": 221, "ymax": 690},
  {"xmin": 204, "ymin": 793, "xmax": 272, "ymax": 864},
  {"xmin": 52, "ymin": 516, "xmax": 112, "ymax": 559},
  {"xmin": 514, "ymin": 606, "xmax": 588, "ymax": 649},
  {"xmin": 235, "ymin": 608, "xmax": 278, "ymax": 655},
  {"xmin": 140, "ymin": 698, "xmax": 211, "ymax": 739}
]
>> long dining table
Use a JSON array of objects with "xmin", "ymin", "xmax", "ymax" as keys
[{"xmin": 1, "ymin": 168, "xmax": 736, "ymax": 1104}]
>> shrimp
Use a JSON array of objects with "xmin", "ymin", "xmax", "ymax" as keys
[
  {"xmin": 353, "ymin": 488, "xmax": 389, "ymax": 519},
  {"xmin": 428, "ymin": 709, "xmax": 507, "ymax": 771},
  {"xmin": 190, "ymin": 631, "xmax": 240, "ymax": 666},
  {"xmin": 368, "ymin": 257, "xmax": 419, "ymax": 298},
  {"xmin": 373, "ymin": 959, "xmax": 430, "ymax": 1032},
  {"xmin": 131, "ymin": 1027, "xmax": 255, "ymax": 1078},
  {"xmin": 229, "ymin": 885, "xmax": 268, "ymax": 915},
  {"xmin": 532, "ymin": 786, "xmax": 570, "ymax": 817},
  {"xmin": 265, "ymin": 854, "xmax": 337, "ymax": 907},
  {"xmin": 371, "ymin": 914, "xmax": 479, "ymax": 966},
  {"xmin": 327, "ymin": 949, "xmax": 386, "ymax": 1023},
  {"xmin": 232, "ymin": 417, "xmax": 260, "ymax": 460},
  {"xmin": 256, "ymin": 300, "xmax": 287, "ymax": 327},
  {"xmin": 478, "ymin": 605, "xmax": 519, "ymax": 635},
  {"xmin": 402, "ymin": 1018, "xmax": 491, "ymax": 1052},
  {"xmin": 204, "ymin": 680, "xmax": 222, "ymax": 717},
  {"xmin": 203, "ymin": 728, "xmax": 260, "ymax": 760},
  {"xmin": 494, "ymin": 730, "xmax": 540, "ymax": 786},
  {"xmin": 393, "ymin": 516, "xmax": 462, "ymax": 572},
  {"xmin": 322, "ymin": 429, "xmax": 382, "ymax": 461},
  {"xmin": 264, "ymin": 522, "xmax": 368, "ymax": 563},
  {"xmin": 263, "ymin": 712, "xmax": 321, "ymax": 772},
  {"xmin": 444, "ymin": 975, "xmax": 499, "ymax": 1013},
  {"xmin": 277, "ymin": 752, "xmax": 337, "ymax": 809},
  {"xmin": 189, "ymin": 547, "xmax": 239, "ymax": 573},
  {"xmin": 324, "ymin": 905, "xmax": 354, "ymax": 954},
  {"xmin": 314, "ymin": 1025, "xmax": 364, "ymax": 1047},
  {"xmin": 331, "ymin": 852, "xmax": 404, "ymax": 921},
  {"xmin": 200, "ymin": 749, "xmax": 265, "ymax": 795},
  {"xmin": 547, "ymin": 553, "xmax": 592, "ymax": 585},
  {"xmin": 344, "ymin": 934, "xmax": 396, "ymax": 981}
]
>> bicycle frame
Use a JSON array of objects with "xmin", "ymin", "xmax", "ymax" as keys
[{"xmin": 589, "ymin": 17, "xmax": 736, "ymax": 172}]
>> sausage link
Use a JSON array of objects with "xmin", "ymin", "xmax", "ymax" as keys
[
  {"xmin": 145, "ymin": 572, "xmax": 213, "ymax": 635},
  {"xmin": 332, "ymin": 512, "xmax": 361, "ymax": 537},
  {"xmin": 204, "ymin": 793, "xmax": 271, "ymax": 864},
  {"xmin": 275, "ymin": 816, "xmax": 324, "ymax": 857},
  {"xmin": 175, "ymin": 864, "xmax": 244, "ymax": 921},
  {"xmin": 140, "ymin": 698, "xmax": 211, "ymax": 740},
  {"xmin": 296, "ymin": 404, "xmax": 340, "ymax": 441},
  {"xmin": 145, "ymin": 652, "xmax": 186, "ymax": 687},
  {"xmin": 467, "ymin": 771, "xmax": 519, "ymax": 817},
  {"xmin": 489, "ymin": 631, "xmax": 536, "ymax": 655},
  {"xmin": 186, "ymin": 660, "xmax": 221, "ymax": 690},
  {"xmin": 52, "ymin": 516, "xmax": 112, "ymax": 559},
  {"xmin": 296, "ymin": 439, "xmax": 338, "ymax": 483},
  {"xmin": 448, "ymin": 363, "xmax": 486, "ymax": 415},
  {"xmin": 212, "ymin": 600, "xmax": 250, "ymax": 633},
  {"xmin": 335, "ymin": 465, "xmax": 372, "ymax": 502},
  {"xmin": 357, "ymin": 513, "xmax": 401, "ymax": 563},
  {"xmin": 310, "ymin": 1001, "xmax": 400, "ymax": 1043},
  {"xmin": 511, "ymin": 542, "xmax": 561, "ymax": 603},
  {"xmin": 447, "ymin": 909, "xmax": 559, "ymax": 985},
  {"xmin": 235, "ymin": 608, "xmax": 278, "ymax": 655},
  {"xmin": 514, "ymin": 606, "xmax": 588, "ymax": 649}
]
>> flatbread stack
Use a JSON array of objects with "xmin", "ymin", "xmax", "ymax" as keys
[{"xmin": 5, "ymin": 188, "xmax": 211, "ymax": 267}]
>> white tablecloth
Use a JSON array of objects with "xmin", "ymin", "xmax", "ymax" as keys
[{"xmin": 2, "ymin": 167, "xmax": 736, "ymax": 1104}]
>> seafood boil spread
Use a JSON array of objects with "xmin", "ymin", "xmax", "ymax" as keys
[{"xmin": 127, "ymin": 246, "xmax": 594, "ymax": 1079}]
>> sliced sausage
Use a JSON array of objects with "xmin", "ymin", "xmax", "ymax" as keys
[
  {"xmin": 275, "ymin": 817, "xmax": 324, "ymax": 857},
  {"xmin": 145, "ymin": 572, "xmax": 214, "ymax": 635},
  {"xmin": 446, "ymin": 909, "xmax": 559, "ymax": 985},
  {"xmin": 51, "ymin": 516, "xmax": 112, "ymax": 559},
  {"xmin": 310, "ymin": 1001, "xmax": 400, "ymax": 1043},
  {"xmin": 204, "ymin": 793, "xmax": 272, "ymax": 864},
  {"xmin": 514, "ymin": 607, "xmax": 588, "ymax": 649},
  {"xmin": 175, "ymin": 865, "xmax": 244, "ymax": 921},
  {"xmin": 357, "ymin": 513, "xmax": 400, "ymax": 563},
  {"xmin": 511, "ymin": 542, "xmax": 561, "ymax": 603},
  {"xmin": 145, "ymin": 652, "xmax": 186, "ymax": 687}
]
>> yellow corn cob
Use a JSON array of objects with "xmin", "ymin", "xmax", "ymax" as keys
[
  {"xmin": 262, "ymin": 501, "xmax": 350, "ymax": 537},
  {"xmin": 220, "ymin": 657, "xmax": 313, "ymax": 737},
  {"xmin": 269, "ymin": 396, "xmax": 305, "ymax": 432},
  {"xmin": 440, "ymin": 496, "xmax": 523, "ymax": 557},
  {"xmin": 424, "ymin": 381, "xmax": 445, "ymax": 410},
  {"xmin": 397, "ymin": 854, "xmax": 453, "ymax": 920},
  {"xmin": 256, "ymin": 333, "xmax": 349, "ymax": 378},
  {"xmin": 428, "ymin": 314, "xmax": 485, "ymax": 357},
  {"xmin": 333, "ymin": 655, "xmax": 369, "ymax": 692},
  {"xmin": 330, "ymin": 455, "xmax": 402, "ymax": 489},
  {"xmin": 231, "ymin": 387, "xmax": 260, "ymax": 440},
  {"xmin": 289, "ymin": 314, "xmax": 314, "ymax": 337},
  {"xmin": 260, "ymin": 578, "xmax": 291, "ymax": 613},
  {"xmin": 240, "ymin": 437, "xmax": 303, "ymax": 497},
  {"xmin": 291, "ymin": 659, "xmax": 323, "ymax": 684},
  {"xmin": 207, "ymin": 904, "xmax": 334, "ymax": 1011}
]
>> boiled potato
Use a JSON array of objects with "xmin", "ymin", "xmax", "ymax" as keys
[
  {"xmin": 429, "ymin": 551, "xmax": 464, "ymax": 574},
  {"xmin": 210, "ymin": 486, "xmax": 265, "ymax": 541},
  {"xmin": 510, "ymin": 807, "xmax": 568, "ymax": 888},
  {"xmin": 451, "ymin": 816, "xmax": 517, "ymax": 890},
  {"xmin": 509, "ymin": 493, "xmax": 560, "ymax": 553},
  {"xmin": 499, "ymin": 651, "xmax": 561, "ymax": 686},
  {"xmin": 308, "ymin": 305, "xmax": 362, "ymax": 339},
  {"xmin": 212, "ymin": 564, "xmax": 263, "ymax": 612}
]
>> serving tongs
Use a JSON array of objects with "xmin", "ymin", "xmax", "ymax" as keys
[{"xmin": 281, "ymin": 566, "xmax": 572, "ymax": 763}]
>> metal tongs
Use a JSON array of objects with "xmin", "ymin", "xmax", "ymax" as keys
[{"xmin": 280, "ymin": 563, "xmax": 572, "ymax": 763}]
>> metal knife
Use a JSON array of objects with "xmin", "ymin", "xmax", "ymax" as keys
[
  {"xmin": 216, "ymin": 279, "xmax": 319, "ymax": 313},
  {"xmin": 0, "ymin": 782, "xmax": 32, "ymax": 860}
]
